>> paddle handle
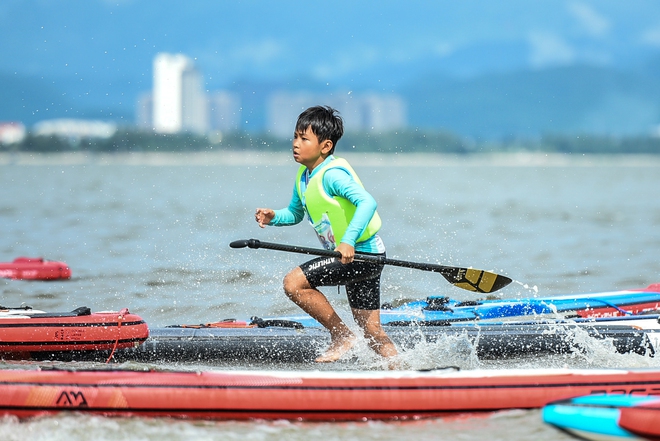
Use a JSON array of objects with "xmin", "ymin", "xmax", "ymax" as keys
[{"xmin": 233, "ymin": 238, "xmax": 393, "ymax": 265}]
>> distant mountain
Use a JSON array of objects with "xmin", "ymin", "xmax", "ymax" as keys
[
  {"xmin": 403, "ymin": 64, "xmax": 660, "ymax": 138},
  {"xmin": 0, "ymin": 73, "xmax": 135, "ymax": 124},
  {"xmin": 206, "ymin": 62, "xmax": 660, "ymax": 139},
  {"xmin": 3, "ymin": 62, "xmax": 660, "ymax": 140},
  {"xmin": 0, "ymin": 74, "xmax": 65, "ymax": 123}
]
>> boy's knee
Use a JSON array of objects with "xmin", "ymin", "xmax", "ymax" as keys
[
  {"xmin": 282, "ymin": 275, "xmax": 296, "ymax": 299},
  {"xmin": 283, "ymin": 268, "xmax": 307, "ymax": 299}
]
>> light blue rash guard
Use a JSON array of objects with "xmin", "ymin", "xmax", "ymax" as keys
[{"xmin": 269, "ymin": 155, "xmax": 385, "ymax": 254}]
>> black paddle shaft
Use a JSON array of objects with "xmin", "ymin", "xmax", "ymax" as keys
[{"xmin": 229, "ymin": 239, "xmax": 512, "ymax": 293}]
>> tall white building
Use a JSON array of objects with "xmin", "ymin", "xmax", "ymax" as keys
[{"xmin": 152, "ymin": 53, "xmax": 209, "ymax": 134}]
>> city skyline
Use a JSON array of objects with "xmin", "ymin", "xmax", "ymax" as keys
[{"xmin": 140, "ymin": 52, "xmax": 407, "ymax": 138}]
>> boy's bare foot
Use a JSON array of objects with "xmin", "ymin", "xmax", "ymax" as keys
[
  {"xmin": 315, "ymin": 336, "xmax": 357, "ymax": 363},
  {"xmin": 385, "ymin": 356, "xmax": 405, "ymax": 370}
]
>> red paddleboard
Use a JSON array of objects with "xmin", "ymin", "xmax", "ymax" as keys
[
  {"xmin": 618, "ymin": 400, "xmax": 660, "ymax": 440},
  {"xmin": 0, "ymin": 257, "xmax": 71, "ymax": 280},
  {"xmin": 0, "ymin": 307, "xmax": 148, "ymax": 356},
  {"xmin": 1, "ymin": 367, "xmax": 660, "ymax": 421}
]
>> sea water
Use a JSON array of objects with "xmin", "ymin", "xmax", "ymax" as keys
[{"xmin": 1, "ymin": 151, "xmax": 660, "ymax": 440}]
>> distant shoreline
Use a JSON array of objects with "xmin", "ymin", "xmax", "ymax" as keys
[{"xmin": 2, "ymin": 151, "xmax": 660, "ymax": 166}]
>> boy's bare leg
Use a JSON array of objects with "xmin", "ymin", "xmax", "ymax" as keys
[
  {"xmin": 283, "ymin": 267, "xmax": 356, "ymax": 362},
  {"xmin": 352, "ymin": 308, "xmax": 398, "ymax": 358}
]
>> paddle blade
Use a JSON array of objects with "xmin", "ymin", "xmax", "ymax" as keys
[{"xmin": 442, "ymin": 268, "xmax": 512, "ymax": 293}]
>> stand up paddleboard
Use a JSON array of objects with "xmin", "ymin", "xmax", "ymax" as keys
[
  {"xmin": 0, "ymin": 257, "xmax": 71, "ymax": 280},
  {"xmin": 2, "ymin": 367, "xmax": 660, "ymax": 421},
  {"xmin": 0, "ymin": 306, "xmax": 148, "ymax": 359}
]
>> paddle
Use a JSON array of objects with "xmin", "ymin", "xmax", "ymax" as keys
[{"xmin": 230, "ymin": 239, "xmax": 512, "ymax": 294}]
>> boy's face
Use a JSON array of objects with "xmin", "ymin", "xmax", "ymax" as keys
[{"xmin": 292, "ymin": 125, "xmax": 333, "ymax": 170}]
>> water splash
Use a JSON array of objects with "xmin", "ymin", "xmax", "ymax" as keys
[
  {"xmin": 327, "ymin": 325, "xmax": 483, "ymax": 371},
  {"xmin": 513, "ymin": 279, "xmax": 539, "ymax": 295}
]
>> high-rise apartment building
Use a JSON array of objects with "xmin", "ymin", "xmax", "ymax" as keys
[
  {"xmin": 152, "ymin": 53, "xmax": 209, "ymax": 134},
  {"xmin": 266, "ymin": 91, "xmax": 407, "ymax": 138}
]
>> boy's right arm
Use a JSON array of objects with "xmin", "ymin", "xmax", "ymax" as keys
[
  {"xmin": 255, "ymin": 208, "xmax": 275, "ymax": 228},
  {"xmin": 254, "ymin": 184, "xmax": 305, "ymax": 228}
]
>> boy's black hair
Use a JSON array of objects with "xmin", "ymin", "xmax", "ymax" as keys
[{"xmin": 296, "ymin": 105, "xmax": 344, "ymax": 154}]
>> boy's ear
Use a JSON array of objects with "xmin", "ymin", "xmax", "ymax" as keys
[{"xmin": 321, "ymin": 139, "xmax": 334, "ymax": 154}]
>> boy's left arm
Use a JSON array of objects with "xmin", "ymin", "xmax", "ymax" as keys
[{"xmin": 325, "ymin": 169, "xmax": 377, "ymax": 263}]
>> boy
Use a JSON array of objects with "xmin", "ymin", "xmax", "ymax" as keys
[{"xmin": 255, "ymin": 105, "xmax": 398, "ymax": 363}]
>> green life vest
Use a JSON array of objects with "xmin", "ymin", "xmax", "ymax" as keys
[{"xmin": 295, "ymin": 157, "xmax": 381, "ymax": 245}]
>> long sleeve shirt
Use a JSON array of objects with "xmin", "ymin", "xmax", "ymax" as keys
[{"xmin": 269, "ymin": 156, "xmax": 385, "ymax": 253}]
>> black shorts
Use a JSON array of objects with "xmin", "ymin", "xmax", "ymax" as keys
[{"xmin": 299, "ymin": 254, "xmax": 385, "ymax": 311}]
